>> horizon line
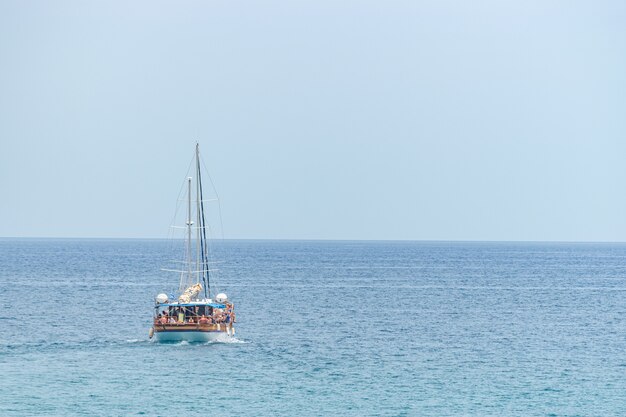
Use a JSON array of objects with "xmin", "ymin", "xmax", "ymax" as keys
[{"xmin": 0, "ymin": 236, "xmax": 625, "ymax": 244}]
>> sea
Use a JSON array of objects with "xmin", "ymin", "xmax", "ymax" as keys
[{"xmin": 1, "ymin": 238, "xmax": 626, "ymax": 416}]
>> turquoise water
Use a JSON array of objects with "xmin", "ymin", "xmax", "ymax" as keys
[{"xmin": 1, "ymin": 239, "xmax": 626, "ymax": 416}]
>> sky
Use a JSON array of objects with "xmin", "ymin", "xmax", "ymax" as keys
[{"xmin": 0, "ymin": 0, "xmax": 625, "ymax": 241}]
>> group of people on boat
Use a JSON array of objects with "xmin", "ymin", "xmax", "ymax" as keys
[{"xmin": 154, "ymin": 303, "xmax": 235, "ymax": 326}]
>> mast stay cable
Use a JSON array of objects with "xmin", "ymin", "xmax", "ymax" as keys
[{"xmin": 197, "ymin": 145, "xmax": 211, "ymax": 298}]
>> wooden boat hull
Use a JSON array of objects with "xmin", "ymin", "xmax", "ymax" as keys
[{"xmin": 152, "ymin": 323, "xmax": 235, "ymax": 343}]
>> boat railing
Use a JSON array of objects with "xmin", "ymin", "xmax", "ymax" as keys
[{"xmin": 153, "ymin": 314, "xmax": 235, "ymax": 325}]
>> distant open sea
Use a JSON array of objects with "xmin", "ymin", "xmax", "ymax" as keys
[{"xmin": 1, "ymin": 239, "xmax": 626, "ymax": 416}]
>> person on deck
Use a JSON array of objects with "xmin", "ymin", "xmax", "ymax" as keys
[{"xmin": 214, "ymin": 309, "xmax": 224, "ymax": 323}]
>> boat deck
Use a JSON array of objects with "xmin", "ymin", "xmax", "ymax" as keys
[{"xmin": 153, "ymin": 322, "xmax": 233, "ymax": 333}]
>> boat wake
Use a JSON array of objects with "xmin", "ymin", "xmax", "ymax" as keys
[
  {"xmin": 0, "ymin": 334, "xmax": 244, "ymax": 352},
  {"xmin": 1, "ymin": 338, "xmax": 154, "ymax": 352},
  {"xmin": 153, "ymin": 336, "xmax": 248, "ymax": 346},
  {"xmin": 205, "ymin": 336, "xmax": 248, "ymax": 345}
]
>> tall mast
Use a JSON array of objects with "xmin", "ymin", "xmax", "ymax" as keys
[
  {"xmin": 195, "ymin": 143, "xmax": 201, "ymax": 286},
  {"xmin": 186, "ymin": 176, "xmax": 193, "ymax": 288},
  {"xmin": 196, "ymin": 145, "xmax": 210, "ymax": 299}
]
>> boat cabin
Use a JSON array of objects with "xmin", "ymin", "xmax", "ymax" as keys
[{"xmin": 153, "ymin": 301, "xmax": 235, "ymax": 326}]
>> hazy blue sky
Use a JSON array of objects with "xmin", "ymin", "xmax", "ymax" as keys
[{"xmin": 1, "ymin": 1, "xmax": 625, "ymax": 241}]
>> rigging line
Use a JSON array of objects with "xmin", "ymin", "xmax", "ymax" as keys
[
  {"xmin": 175, "ymin": 198, "xmax": 219, "ymax": 203},
  {"xmin": 167, "ymin": 153, "xmax": 195, "ymax": 233},
  {"xmin": 197, "ymin": 149, "xmax": 210, "ymax": 298},
  {"xmin": 199, "ymin": 156, "xmax": 226, "ymax": 241},
  {"xmin": 166, "ymin": 153, "xmax": 196, "ymax": 269},
  {"xmin": 199, "ymin": 156, "xmax": 224, "ymax": 296},
  {"xmin": 196, "ymin": 145, "xmax": 201, "ymax": 287},
  {"xmin": 168, "ymin": 260, "xmax": 221, "ymax": 265},
  {"xmin": 170, "ymin": 225, "xmax": 214, "ymax": 230},
  {"xmin": 205, "ymin": 220, "xmax": 221, "ymax": 295},
  {"xmin": 175, "ymin": 153, "xmax": 196, "ymax": 294},
  {"xmin": 197, "ymin": 149, "xmax": 224, "ymax": 295}
]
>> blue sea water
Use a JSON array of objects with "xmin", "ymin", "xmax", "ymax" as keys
[{"xmin": 1, "ymin": 239, "xmax": 626, "ymax": 416}]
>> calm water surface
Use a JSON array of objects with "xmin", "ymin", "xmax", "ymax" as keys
[{"xmin": 1, "ymin": 239, "xmax": 626, "ymax": 416}]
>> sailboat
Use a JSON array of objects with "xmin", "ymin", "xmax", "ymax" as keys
[{"xmin": 149, "ymin": 143, "xmax": 236, "ymax": 342}]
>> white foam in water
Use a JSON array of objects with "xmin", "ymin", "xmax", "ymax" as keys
[
  {"xmin": 204, "ymin": 336, "xmax": 249, "ymax": 345},
  {"xmin": 146, "ymin": 335, "xmax": 248, "ymax": 345}
]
